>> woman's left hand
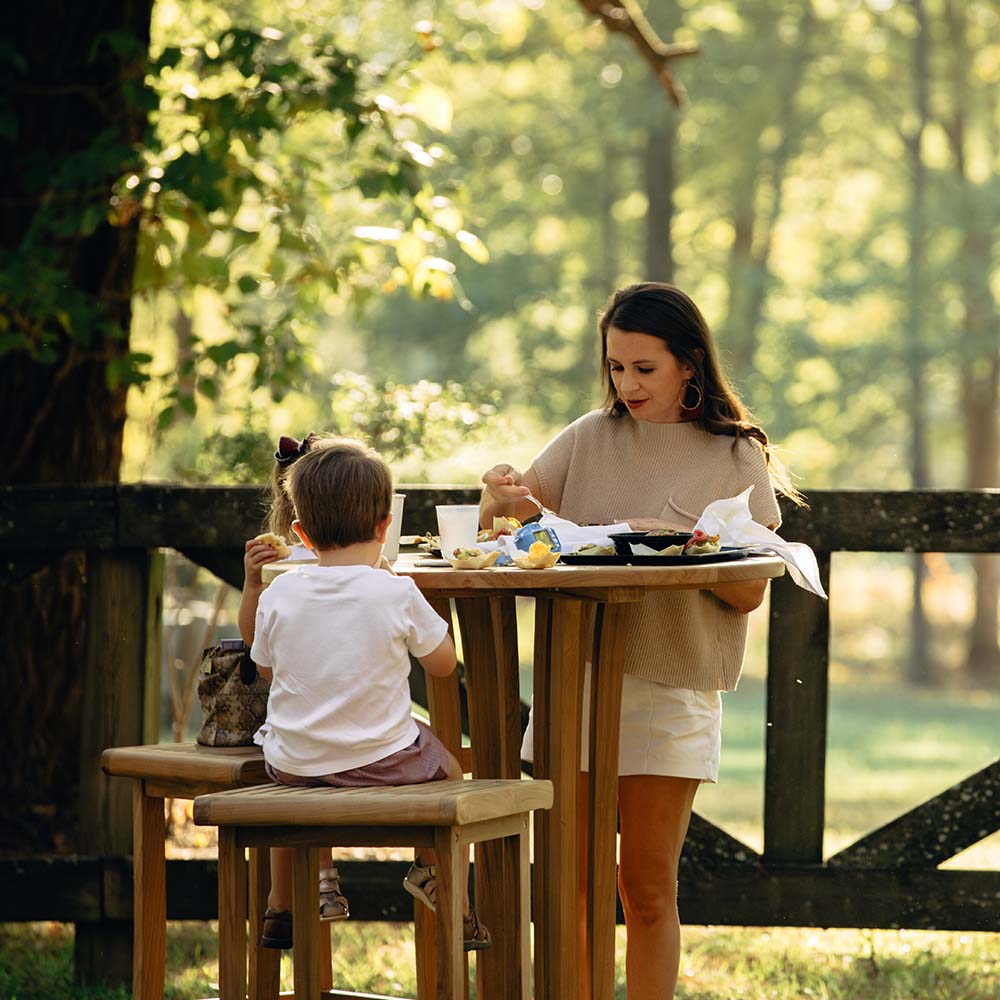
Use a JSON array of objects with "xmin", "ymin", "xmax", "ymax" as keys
[{"xmin": 626, "ymin": 517, "xmax": 688, "ymax": 532}]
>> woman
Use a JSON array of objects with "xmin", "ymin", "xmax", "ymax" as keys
[{"xmin": 480, "ymin": 282, "xmax": 803, "ymax": 999}]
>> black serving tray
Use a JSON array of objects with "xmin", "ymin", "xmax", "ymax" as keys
[{"xmin": 561, "ymin": 547, "xmax": 749, "ymax": 567}]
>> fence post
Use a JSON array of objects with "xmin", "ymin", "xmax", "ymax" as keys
[
  {"xmin": 763, "ymin": 554, "xmax": 831, "ymax": 864},
  {"xmin": 75, "ymin": 546, "xmax": 161, "ymax": 986}
]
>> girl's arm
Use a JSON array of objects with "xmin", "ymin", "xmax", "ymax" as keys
[
  {"xmin": 417, "ymin": 633, "xmax": 458, "ymax": 678},
  {"xmin": 239, "ymin": 538, "xmax": 281, "ymax": 644},
  {"xmin": 479, "ymin": 465, "xmax": 546, "ymax": 527}
]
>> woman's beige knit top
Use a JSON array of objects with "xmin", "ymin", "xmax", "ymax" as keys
[{"xmin": 531, "ymin": 410, "xmax": 782, "ymax": 691}]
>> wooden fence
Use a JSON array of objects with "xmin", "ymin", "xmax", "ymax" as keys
[{"xmin": 2, "ymin": 485, "xmax": 998, "ymax": 938}]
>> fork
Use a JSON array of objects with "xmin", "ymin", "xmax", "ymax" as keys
[{"xmin": 524, "ymin": 493, "xmax": 558, "ymax": 519}]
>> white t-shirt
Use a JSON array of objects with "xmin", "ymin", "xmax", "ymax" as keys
[{"xmin": 251, "ymin": 564, "xmax": 449, "ymax": 776}]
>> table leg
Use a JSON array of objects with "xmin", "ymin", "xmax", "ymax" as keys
[
  {"xmin": 531, "ymin": 597, "xmax": 587, "ymax": 1000},
  {"xmin": 586, "ymin": 603, "xmax": 629, "ymax": 1000},
  {"xmin": 456, "ymin": 595, "xmax": 523, "ymax": 1000},
  {"xmin": 132, "ymin": 783, "xmax": 166, "ymax": 1000},
  {"xmin": 218, "ymin": 827, "xmax": 248, "ymax": 1000}
]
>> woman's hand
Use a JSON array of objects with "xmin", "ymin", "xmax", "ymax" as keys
[
  {"xmin": 480, "ymin": 464, "xmax": 545, "ymax": 527},
  {"xmin": 481, "ymin": 464, "xmax": 531, "ymax": 503},
  {"xmin": 243, "ymin": 538, "xmax": 281, "ymax": 589},
  {"xmin": 626, "ymin": 517, "xmax": 688, "ymax": 532}
]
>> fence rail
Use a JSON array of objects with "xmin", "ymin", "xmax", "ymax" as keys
[{"xmin": 2, "ymin": 484, "xmax": 998, "ymax": 937}]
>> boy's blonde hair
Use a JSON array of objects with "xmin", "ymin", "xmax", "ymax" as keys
[{"xmin": 284, "ymin": 437, "xmax": 392, "ymax": 550}]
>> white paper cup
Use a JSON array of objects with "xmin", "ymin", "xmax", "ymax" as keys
[
  {"xmin": 383, "ymin": 493, "xmax": 406, "ymax": 563},
  {"xmin": 436, "ymin": 504, "xmax": 481, "ymax": 559}
]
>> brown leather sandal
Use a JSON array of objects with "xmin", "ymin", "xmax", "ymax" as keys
[
  {"xmin": 463, "ymin": 907, "xmax": 492, "ymax": 952},
  {"xmin": 260, "ymin": 907, "xmax": 292, "ymax": 950},
  {"xmin": 319, "ymin": 866, "xmax": 350, "ymax": 922}
]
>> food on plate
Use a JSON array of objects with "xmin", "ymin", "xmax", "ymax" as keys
[
  {"xmin": 447, "ymin": 547, "xmax": 501, "ymax": 570},
  {"xmin": 476, "ymin": 515, "xmax": 523, "ymax": 543},
  {"xmin": 682, "ymin": 529, "xmax": 721, "ymax": 555},
  {"xmin": 572, "ymin": 543, "xmax": 615, "ymax": 556},
  {"xmin": 415, "ymin": 533, "xmax": 441, "ymax": 553},
  {"xmin": 253, "ymin": 531, "xmax": 291, "ymax": 559},
  {"xmin": 513, "ymin": 540, "xmax": 560, "ymax": 569}
]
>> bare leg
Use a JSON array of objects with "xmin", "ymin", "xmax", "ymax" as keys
[
  {"xmin": 268, "ymin": 846, "xmax": 293, "ymax": 911},
  {"xmin": 617, "ymin": 775, "xmax": 699, "ymax": 1000}
]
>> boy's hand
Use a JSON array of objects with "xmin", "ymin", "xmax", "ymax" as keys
[{"xmin": 244, "ymin": 538, "xmax": 281, "ymax": 588}]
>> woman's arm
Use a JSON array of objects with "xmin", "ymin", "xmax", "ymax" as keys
[
  {"xmin": 479, "ymin": 465, "xmax": 546, "ymax": 527},
  {"xmin": 708, "ymin": 579, "xmax": 768, "ymax": 614}
]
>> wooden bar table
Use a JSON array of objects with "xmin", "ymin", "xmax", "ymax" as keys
[{"xmin": 392, "ymin": 552, "xmax": 786, "ymax": 1000}]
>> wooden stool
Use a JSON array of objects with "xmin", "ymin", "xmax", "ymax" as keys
[
  {"xmin": 194, "ymin": 777, "xmax": 553, "ymax": 1000},
  {"xmin": 100, "ymin": 743, "xmax": 283, "ymax": 1000}
]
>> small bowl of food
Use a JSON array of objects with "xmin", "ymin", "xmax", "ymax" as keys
[{"xmin": 611, "ymin": 530, "xmax": 691, "ymax": 556}]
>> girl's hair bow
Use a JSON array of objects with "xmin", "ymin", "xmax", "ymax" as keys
[{"xmin": 274, "ymin": 432, "xmax": 317, "ymax": 467}]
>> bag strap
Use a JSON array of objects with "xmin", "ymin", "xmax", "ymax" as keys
[{"xmin": 239, "ymin": 646, "xmax": 259, "ymax": 684}]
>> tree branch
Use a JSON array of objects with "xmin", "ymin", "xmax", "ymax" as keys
[{"xmin": 577, "ymin": 0, "xmax": 699, "ymax": 107}]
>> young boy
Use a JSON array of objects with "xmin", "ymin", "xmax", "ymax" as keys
[{"xmin": 251, "ymin": 437, "xmax": 490, "ymax": 951}]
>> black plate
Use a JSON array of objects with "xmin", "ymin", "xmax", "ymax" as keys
[
  {"xmin": 561, "ymin": 547, "xmax": 749, "ymax": 567},
  {"xmin": 611, "ymin": 531, "xmax": 691, "ymax": 555}
]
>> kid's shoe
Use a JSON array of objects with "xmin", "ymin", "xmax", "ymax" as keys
[
  {"xmin": 319, "ymin": 866, "xmax": 350, "ymax": 922},
  {"xmin": 463, "ymin": 908, "xmax": 492, "ymax": 952},
  {"xmin": 402, "ymin": 861, "xmax": 437, "ymax": 911},
  {"xmin": 260, "ymin": 907, "xmax": 292, "ymax": 950},
  {"xmin": 403, "ymin": 862, "xmax": 492, "ymax": 952}
]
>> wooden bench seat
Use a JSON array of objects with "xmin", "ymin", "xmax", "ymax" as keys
[
  {"xmin": 100, "ymin": 743, "xmax": 272, "ymax": 1000},
  {"xmin": 194, "ymin": 778, "xmax": 554, "ymax": 1000}
]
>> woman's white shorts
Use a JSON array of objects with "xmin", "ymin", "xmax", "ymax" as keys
[{"xmin": 520, "ymin": 666, "xmax": 722, "ymax": 782}]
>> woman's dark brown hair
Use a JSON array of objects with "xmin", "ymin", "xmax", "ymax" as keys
[{"xmin": 599, "ymin": 282, "xmax": 805, "ymax": 505}]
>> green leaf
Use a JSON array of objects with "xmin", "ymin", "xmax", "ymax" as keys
[{"xmin": 156, "ymin": 406, "xmax": 176, "ymax": 432}]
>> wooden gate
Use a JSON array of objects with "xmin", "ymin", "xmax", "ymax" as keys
[{"xmin": 1, "ymin": 485, "xmax": 998, "ymax": 936}]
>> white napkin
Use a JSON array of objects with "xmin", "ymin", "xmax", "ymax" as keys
[
  {"xmin": 476, "ymin": 514, "xmax": 632, "ymax": 558},
  {"xmin": 693, "ymin": 486, "xmax": 827, "ymax": 599}
]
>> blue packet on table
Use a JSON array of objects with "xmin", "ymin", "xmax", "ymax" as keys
[{"xmin": 513, "ymin": 522, "xmax": 562, "ymax": 553}]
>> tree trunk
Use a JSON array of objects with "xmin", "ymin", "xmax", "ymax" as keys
[
  {"xmin": 941, "ymin": 0, "xmax": 1000, "ymax": 684},
  {"xmin": 643, "ymin": 116, "xmax": 677, "ymax": 283},
  {"xmin": 0, "ymin": 0, "xmax": 153, "ymax": 987},
  {"xmin": 720, "ymin": 0, "xmax": 815, "ymax": 377},
  {"xmin": 904, "ymin": 0, "xmax": 934, "ymax": 686}
]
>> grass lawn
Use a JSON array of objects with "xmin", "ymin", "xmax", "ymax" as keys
[{"xmin": 1, "ymin": 921, "xmax": 997, "ymax": 999}]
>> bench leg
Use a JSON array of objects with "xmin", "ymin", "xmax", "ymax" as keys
[
  {"xmin": 514, "ymin": 819, "xmax": 532, "ymax": 998},
  {"xmin": 435, "ymin": 828, "xmax": 465, "ymax": 999},
  {"xmin": 218, "ymin": 828, "xmax": 248, "ymax": 1000},
  {"xmin": 132, "ymin": 783, "xmax": 166, "ymax": 1000},
  {"xmin": 249, "ymin": 847, "xmax": 280, "ymax": 1000},
  {"xmin": 292, "ymin": 848, "xmax": 321, "ymax": 1000}
]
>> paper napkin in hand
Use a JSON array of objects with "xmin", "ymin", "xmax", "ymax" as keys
[{"xmin": 693, "ymin": 487, "xmax": 828, "ymax": 599}]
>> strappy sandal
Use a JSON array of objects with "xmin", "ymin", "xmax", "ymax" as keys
[
  {"xmin": 319, "ymin": 866, "xmax": 350, "ymax": 922},
  {"xmin": 260, "ymin": 907, "xmax": 292, "ymax": 950},
  {"xmin": 463, "ymin": 907, "xmax": 492, "ymax": 952},
  {"xmin": 402, "ymin": 861, "xmax": 437, "ymax": 912}
]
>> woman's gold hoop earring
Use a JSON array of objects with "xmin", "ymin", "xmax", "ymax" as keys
[{"xmin": 680, "ymin": 379, "xmax": 702, "ymax": 412}]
